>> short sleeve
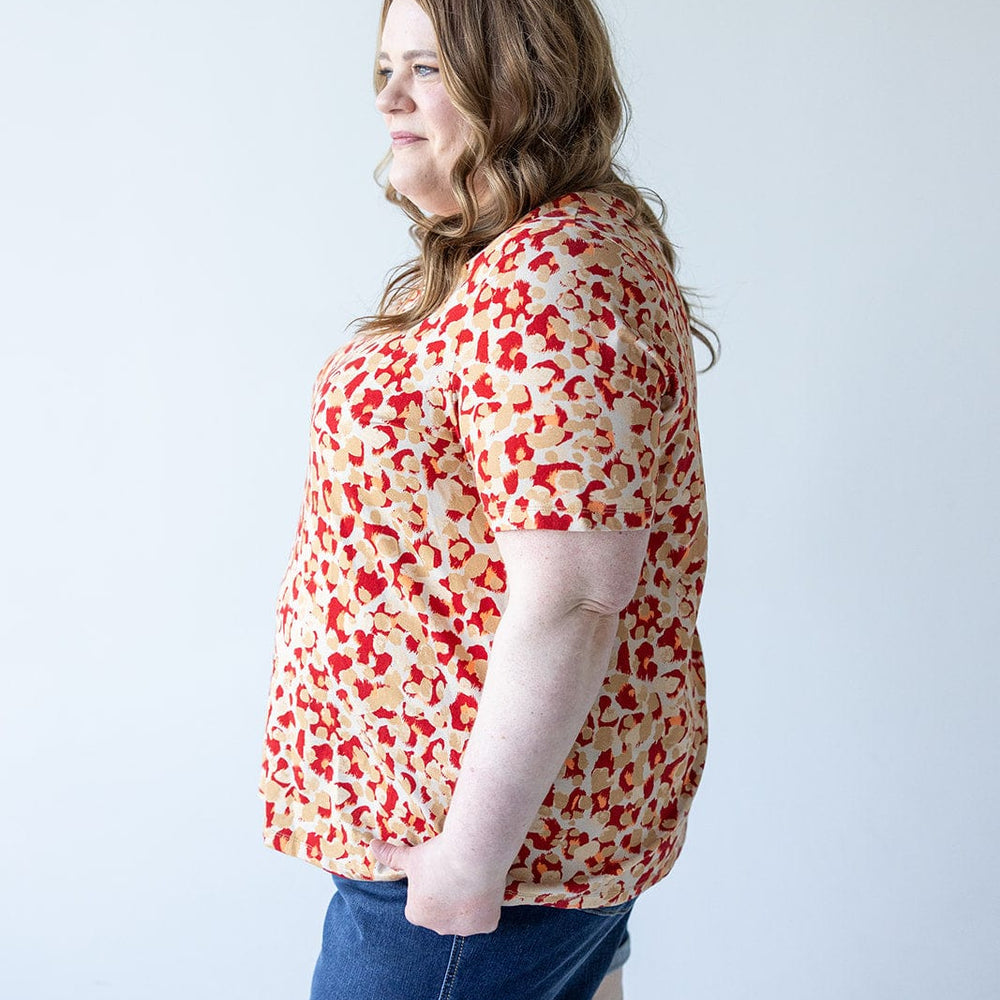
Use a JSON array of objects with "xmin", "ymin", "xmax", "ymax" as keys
[{"xmin": 455, "ymin": 226, "xmax": 674, "ymax": 532}]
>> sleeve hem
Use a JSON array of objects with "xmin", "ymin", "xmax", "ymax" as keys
[{"xmin": 487, "ymin": 500, "xmax": 655, "ymax": 532}]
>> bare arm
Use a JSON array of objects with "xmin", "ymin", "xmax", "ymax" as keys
[
  {"xmin": 440, "ymin": 525, "xmax": 651, "ymax": 875},
  {"xmin": 370, "ymin": 524, "xmax": 651, "ymax": 934}
]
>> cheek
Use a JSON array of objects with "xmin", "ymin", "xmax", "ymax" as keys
[{"xmin": 429, "ymin": 97, "xmax": 468, "ymax": 155}]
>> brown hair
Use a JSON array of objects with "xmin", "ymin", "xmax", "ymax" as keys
[{"xmin": 358, "ymin": 0, "xmax": 718, "ymax": 368}]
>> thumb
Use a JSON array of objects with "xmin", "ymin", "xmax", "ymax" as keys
[{"xmin": 370, "ymin": 837, "xmax": 406, "ymax": 872}]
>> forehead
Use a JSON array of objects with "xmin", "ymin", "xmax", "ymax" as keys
[{"xmin": 380, "ymin": 0, "xmax": 438, "ymax": 54}]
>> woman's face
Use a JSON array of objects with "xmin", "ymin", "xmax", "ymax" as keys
[{"xmin": 375, "ymin": 0, "xmax": 470, "ymax": 217}]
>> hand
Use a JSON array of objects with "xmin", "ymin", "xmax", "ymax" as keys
[{"xmin": 370, "ymin": 832, "xmax": 508, "ymax": 937}]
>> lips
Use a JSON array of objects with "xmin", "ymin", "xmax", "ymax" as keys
[{"xmin": 390, "ymin": 131, "xmax": 425, "ymax": 146}]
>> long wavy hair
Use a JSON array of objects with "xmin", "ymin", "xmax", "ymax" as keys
[{"xmin": 356, "ymin": 0, "xmax": 718, "ymax": 368}]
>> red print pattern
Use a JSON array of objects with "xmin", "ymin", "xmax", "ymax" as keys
[{"xmin": 259, "ymin": 190, "xmax": 708, "ymax": 908}]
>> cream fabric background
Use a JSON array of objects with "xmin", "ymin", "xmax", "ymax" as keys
[{"xmin": 1, "ymin": 1, "xmax": 996, "ymax": 997}]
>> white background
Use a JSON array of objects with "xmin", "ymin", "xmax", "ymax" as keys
[{"xmin": 1, "ymin": 1, "xmax": 998, "ymax": 997}]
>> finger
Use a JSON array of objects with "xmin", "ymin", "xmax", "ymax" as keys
[{"xmin": 370, "ymin": 838, "xmax": 405, "ymax": 872}]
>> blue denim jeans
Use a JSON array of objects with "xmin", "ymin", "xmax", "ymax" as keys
[{"xmin": 310, "ymin": 874, "xmax": 634, "ymax": 1000}]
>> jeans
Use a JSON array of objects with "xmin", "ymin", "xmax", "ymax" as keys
[{"xmin": 310, "ymin": 874, "xmax": 634, "ymax": 1000}]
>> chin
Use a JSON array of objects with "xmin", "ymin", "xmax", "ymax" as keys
[{"xmin": 390, "ymin": 172, "xmax": 458, "ymax": 217}]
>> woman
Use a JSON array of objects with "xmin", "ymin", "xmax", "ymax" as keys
[{"xmin": 259, "ymin": 0, "xmax": 715, "ymax": 997}]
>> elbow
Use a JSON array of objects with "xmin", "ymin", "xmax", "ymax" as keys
[{"xmin": 572, "ymin": 595, "xmax": 631, "ymax": 619}]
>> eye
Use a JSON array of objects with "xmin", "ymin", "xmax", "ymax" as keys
[
  {"xmin": 413, "ymin": 64, "xmax": 439, "ymax": 78},
  {"xmin": 377, "ymin": 67, "xmax": 392, "ymax": 80}
]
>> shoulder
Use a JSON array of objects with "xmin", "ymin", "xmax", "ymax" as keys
[
  {"xmin": 468, "ymin": 191, "xmax": 672, "ymax": 303},
  {"xmin": 462, "ymin": 192, "xmax": 682, "ymax": 344}
]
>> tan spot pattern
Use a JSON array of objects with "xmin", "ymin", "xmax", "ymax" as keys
[{"xmin": 260, "ymin": 190, "xmax": 708, "ymax": 908}]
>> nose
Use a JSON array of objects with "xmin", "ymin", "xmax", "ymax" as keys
[{"xmin": 375, "ymin": 74, "xmax": 415, "ymax": 115}]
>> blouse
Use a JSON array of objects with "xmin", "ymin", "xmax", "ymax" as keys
[{"xmin": 259, "ymin": 189, "xmax": 709, "ymax": 908}]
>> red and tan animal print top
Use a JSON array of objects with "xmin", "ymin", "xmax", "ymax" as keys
[{"xmin": 259, "ymin": 189, "xmax": 708, "ymax": 909}]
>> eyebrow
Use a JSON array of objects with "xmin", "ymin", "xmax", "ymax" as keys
[{"xmin": 377, "ymin": 48, "xmax": 439, "ymax": 61}]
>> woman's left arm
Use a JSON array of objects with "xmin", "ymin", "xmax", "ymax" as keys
[{"xmin": 371, "ymin": 526, "xmax": 650, "ymax": 935}]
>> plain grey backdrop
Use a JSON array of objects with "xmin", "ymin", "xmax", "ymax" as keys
[{"xmin": 2, "ymin": 1, "xmax": 998, "ymax": 997}]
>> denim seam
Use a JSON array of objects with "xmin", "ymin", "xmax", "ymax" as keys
[{"xmin": 436, "ymin": 935, "xmax": 466, "ymax": 1000}]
